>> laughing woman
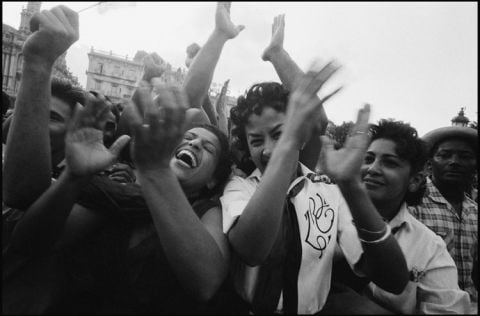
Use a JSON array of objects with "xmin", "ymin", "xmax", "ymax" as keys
[{"xmin": 6, "ymin": 85, "xmax": 236, "ymax": 314}]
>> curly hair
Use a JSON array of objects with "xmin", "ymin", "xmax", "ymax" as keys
[
  {"xmin": 229, "ymin": 82, "xmax": 289, "ymax": 173},
  {"xmin": 369, "ymin": 119, "xmax": 428, "ymax": 205},
  {"xmin": 51, "ymin": 77, "xmax": 85, "ymax": 110}
]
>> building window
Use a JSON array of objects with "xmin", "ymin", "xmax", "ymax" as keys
[
  {"xmin": 94, "ymin": 79, "xmax": 101, "ymax": 90},
  {"xmin": 97, "ymin": 63, "xmax": 104, "ymax": 74},
  {"xmin": 113, "ymin": 65, "xmax": 121, "ymax": 77}
]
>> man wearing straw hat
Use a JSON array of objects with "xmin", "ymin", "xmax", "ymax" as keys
[{"xmin": 410, "ymin": 126, "xmax": 478, "ymax": 302}]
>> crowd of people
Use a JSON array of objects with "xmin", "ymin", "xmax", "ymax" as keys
[{"xmin": 2, "ymin": 3, "xmax": 477, "ymax": 314}]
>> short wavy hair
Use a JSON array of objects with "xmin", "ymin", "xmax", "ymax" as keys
[
  {"xmin": 230, "ymin": 82, "xmax": 289, "ymax": 173},
  {"xmin": 369, "ymin": 119, "xmax": 428, "ymax": 205},
  {"xmin": 51, "ymin": 77, "xmax": 85, "ymax": 110}
]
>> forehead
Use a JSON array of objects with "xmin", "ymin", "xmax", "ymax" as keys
[
  {"xmin": 187, "ymin": 127, "xmax": 221, "ymax": 148},
  {"xmin": 51, "ymin": 96, "xmax": 72, "ymax": 117},
  {"xmin": 245, "ymin": 107, "xmax": 286, "ymax": 134},
  {"xmin": 368, "ymin": 138, "xmax": 399, "ymax": 156},
  {"xmin": 436, "ymin": 138, "xmax": 474, "ymax": 153}
]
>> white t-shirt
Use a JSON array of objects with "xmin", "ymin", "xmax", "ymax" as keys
[{"xmin": 220, "ymin": 164, "xmax": 363, "ymax": 314}]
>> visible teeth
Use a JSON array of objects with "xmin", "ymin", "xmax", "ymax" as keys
[{"xmin": 176, "ymin": 149, "xmax": 198, "ymax": 168}]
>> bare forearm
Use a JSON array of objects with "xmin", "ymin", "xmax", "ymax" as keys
[
  {"xmin": 3, "ymin": 62, "xmax": 54, "ymax": 208},
  {"xmin": 269, "ymin": 49, "xmax": 328, "ymax": 167},
  {"xmin": 183, "ymin": 31, "xmax": 228, "ymax": 109},
  {"xmin": 228, "ymin": 141, "xmax": 299, "ymax": 266},
  {"xmin": 217, "ymin": 111, "xmax": 228, "ymax": 135},
  {"xmin": 9, "ymin": 169, "xmax": 89, "ymax": 256},
  {"xmin": 337, "ymin": 180, "xmax": 409, "ymax": 293},
  {"xmin": 202, "ymin": 96, "xmax": 217, "ymax": 126},
  {"xmin": 138, "ymin": 168, "xmax": 227, "ymax": 301}
]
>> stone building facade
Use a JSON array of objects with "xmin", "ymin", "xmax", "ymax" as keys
[
  {"xmin": 2, "ymin": 2, "xmax": 79, "ymax": 97},
  {"xmin": 85, "ymin": 48, "xmax": 144, "ymax": 103}
]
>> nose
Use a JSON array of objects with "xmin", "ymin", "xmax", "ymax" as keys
[
  {"xmin": 448, "ymin": 153, "xmax": 461, "ymax": 165},
  {"xmin": 262, "ymin": 139, "xmax": 276, "ymax": 160},
  {"xmin": 188, "ymin": 138, "xmax": 201, "ymax": 150},
  {"xmin": 366, "ymin": 159, "xmax": 382, "ymax": 175}
]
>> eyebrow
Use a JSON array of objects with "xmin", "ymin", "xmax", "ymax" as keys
[
  {"xmin": 366, "ymin": 152, "xmax": 401, "ymax": 159},
  {"xmin": 188, "ymin": 131, "xmax": 218, "ymax": 151},
  {"xmin": 247, "ymin": 123, "xmax": 283, "ymax": 138}
]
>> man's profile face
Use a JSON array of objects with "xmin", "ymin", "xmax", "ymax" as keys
[{"xmin": 430, "ymin": 138, "xmax": 476, "ymax": 187}]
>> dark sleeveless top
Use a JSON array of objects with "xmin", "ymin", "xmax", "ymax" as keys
[{"xmin": 60, "ymin": 175, "xmax": 225, "ymax": 314}]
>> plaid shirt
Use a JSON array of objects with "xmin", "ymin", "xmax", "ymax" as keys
[{"xmin": 410, "ymin": 177, "xmax": 478, "ymax": 301}]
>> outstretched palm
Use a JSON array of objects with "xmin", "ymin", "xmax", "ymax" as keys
[
  {"xmin": 319, "ymin": 104, "xmax": 371, "ymax": 183},
  {"xmin": 215, "ymin": 2, "xmax": 245, "ymax": 39},
  {"xmin": 262, "ymin": 14, "xmax": 285, "ymax": 61},
  {"xmin": 65, "ymin": 94, "xmax": 130, "ymax": 177}
]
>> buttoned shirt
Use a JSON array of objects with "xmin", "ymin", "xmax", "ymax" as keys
[
  {"xmin": 410, "ymin": 177, "xmax": 478, "ymax": 301},
  {"xmin": 365, "ymin": 203, "xmax": 474, "ymax": 314},
  {"xmin": 220, "ymin": 164, "xmax": 363, "ymax": 314}
]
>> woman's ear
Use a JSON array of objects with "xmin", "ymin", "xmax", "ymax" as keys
[{"xmin": 408, "ymin": 172, "xmax": 425, "ymax": 193}]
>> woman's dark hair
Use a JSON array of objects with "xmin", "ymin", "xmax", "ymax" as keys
[
  {"xmin": 197, "ymin": 124, "xmax": 231, "ymax": 198},
  {"xmin": 229, "ymin": 82, "xmax": 289, "ymax": 173},
  {"xmin": 369, "ymin": 119, "xmax": 428, "ymax": 205},
  {"xmin": 51, "ymin": 77, "xmax": 85, "ymax": 110}
]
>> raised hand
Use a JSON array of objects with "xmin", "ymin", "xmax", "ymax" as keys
[
  {"xmin": 282, "ymin": 61, "xmax": 342, "ymax": 149},
  {"xmin": 24, "ymin": 5, "xmax": 79, "ymax": 66},
  {"xmin": 319, "ymin": 104, "xmax": 371, "ymax": 183},
  {"xmin": 130, "ymin": 84, "xmax": 189, "ymax": 171},
  {"xmin": 215, "ymin": 79, "xmax": 230, "ymax": 116},
  {"xmin": 65, "ymin": 93, "xmax": 130, "ymax": 177},
  {"xmin": 262, "ymin": 14, "xmax": 285, "ymax": 61},
  {"xmin": 142, "ymin": 52, "xmax": 167, "ymax": 82},
  {"xmin": 215, "ymin": 2, "xmax": 245, "ymax": 39}
]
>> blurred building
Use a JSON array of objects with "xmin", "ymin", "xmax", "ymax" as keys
[
  {"xmin": 2, "ymin": 2, "xmax": 79, "ymax": 96},
  {"xmin": 85, "ymin": 47, "xmax": 144, "ymax": 103}
]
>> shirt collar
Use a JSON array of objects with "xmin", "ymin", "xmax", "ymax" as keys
[
  {"xmin": 426, "ymin": 177, "xmax": 477, "ymax": 209},
  {"xmin": 388, "ymin": 202, "xmax": 412, "ymax": 234},
  {"xmin": 247, "ymin": 163, "xmax": 309, "ymax": 182}
]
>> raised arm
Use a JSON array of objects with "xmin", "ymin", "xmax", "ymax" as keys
[
  {"xmin": 8, "ymin": 93, "xmax": 130, "ymax": 256},
  {"xmin": 3, "ymin": 5, "xmax": 79, "ymax": 209},
  {"xmin": 182, "ymin": 2, "xmax": 244, "ymax": 110},
  {"xmin": 215, "ymin": 79, "xmax": 230, "ymax": 135},
  {"xmin": 228, "ymin": 62, "xmax": 341, "ymax": 266},
  {"xmin": 262, "ymin": 14, "xmax": 337, "ymax": 170},
  {"xmin": 319, "ymin": 106, "xmax": 409, "ymax": 294},
  {"xmin": 130, "ymin": 84, "xmax": 229, "ymax": 301}
]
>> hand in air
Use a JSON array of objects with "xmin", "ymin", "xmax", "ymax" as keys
[
  {"xmin": 262, "ymin": 14, "xmax": 285, "ymax": 61},
  {"xmin": 130, "ymin": 85, "xmax": 189, "ymax": 171},
  {"xmin": 319, "ymin": 104, "xmax": 371, "ymax": 183},
  {"xmin": 283, "ymin": 61, "xmax": 342, "ymax": 149},
  {"xmin": 25, "ymin": 5, "xmax": 79, "ymax": 66},
  {"xmin": 215, "ymin": 2, "xmax": 245, "ymax": 39},
  {"xmin": 65, "ymin": 92, "xmax": 130, "ymax": 177}
]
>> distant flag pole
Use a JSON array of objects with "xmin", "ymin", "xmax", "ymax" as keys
[
  {"xmin": 30, "ymin": 2, "xmax": 136, "ymax": 31},
  {"xmin": 76, "ymin": 2, "xmax": 136, "ymax": 14},
  {"xmin": 76, "ymin": 2, "xmax": 104, "ymax": 13}
]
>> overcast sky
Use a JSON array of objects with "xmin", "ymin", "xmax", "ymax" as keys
[{"xmin": 3, "ymin": 2, "xmax": 478, "ymax": 135}]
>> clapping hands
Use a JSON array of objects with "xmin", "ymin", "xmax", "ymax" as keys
[
  {"xmin": 319, "ymin": 104, "xmax": 371, "ymax": 183},
  {"xmin": 130, "ymin": 84, "xmax": 189, "ymax": 172},
  {"xmin": 215, "ymin": 2, "xmax": 245, "ymax": 39},
  {"xmin": 65, "ymin": 92, "xmax": 130, "ymax": 177}
]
